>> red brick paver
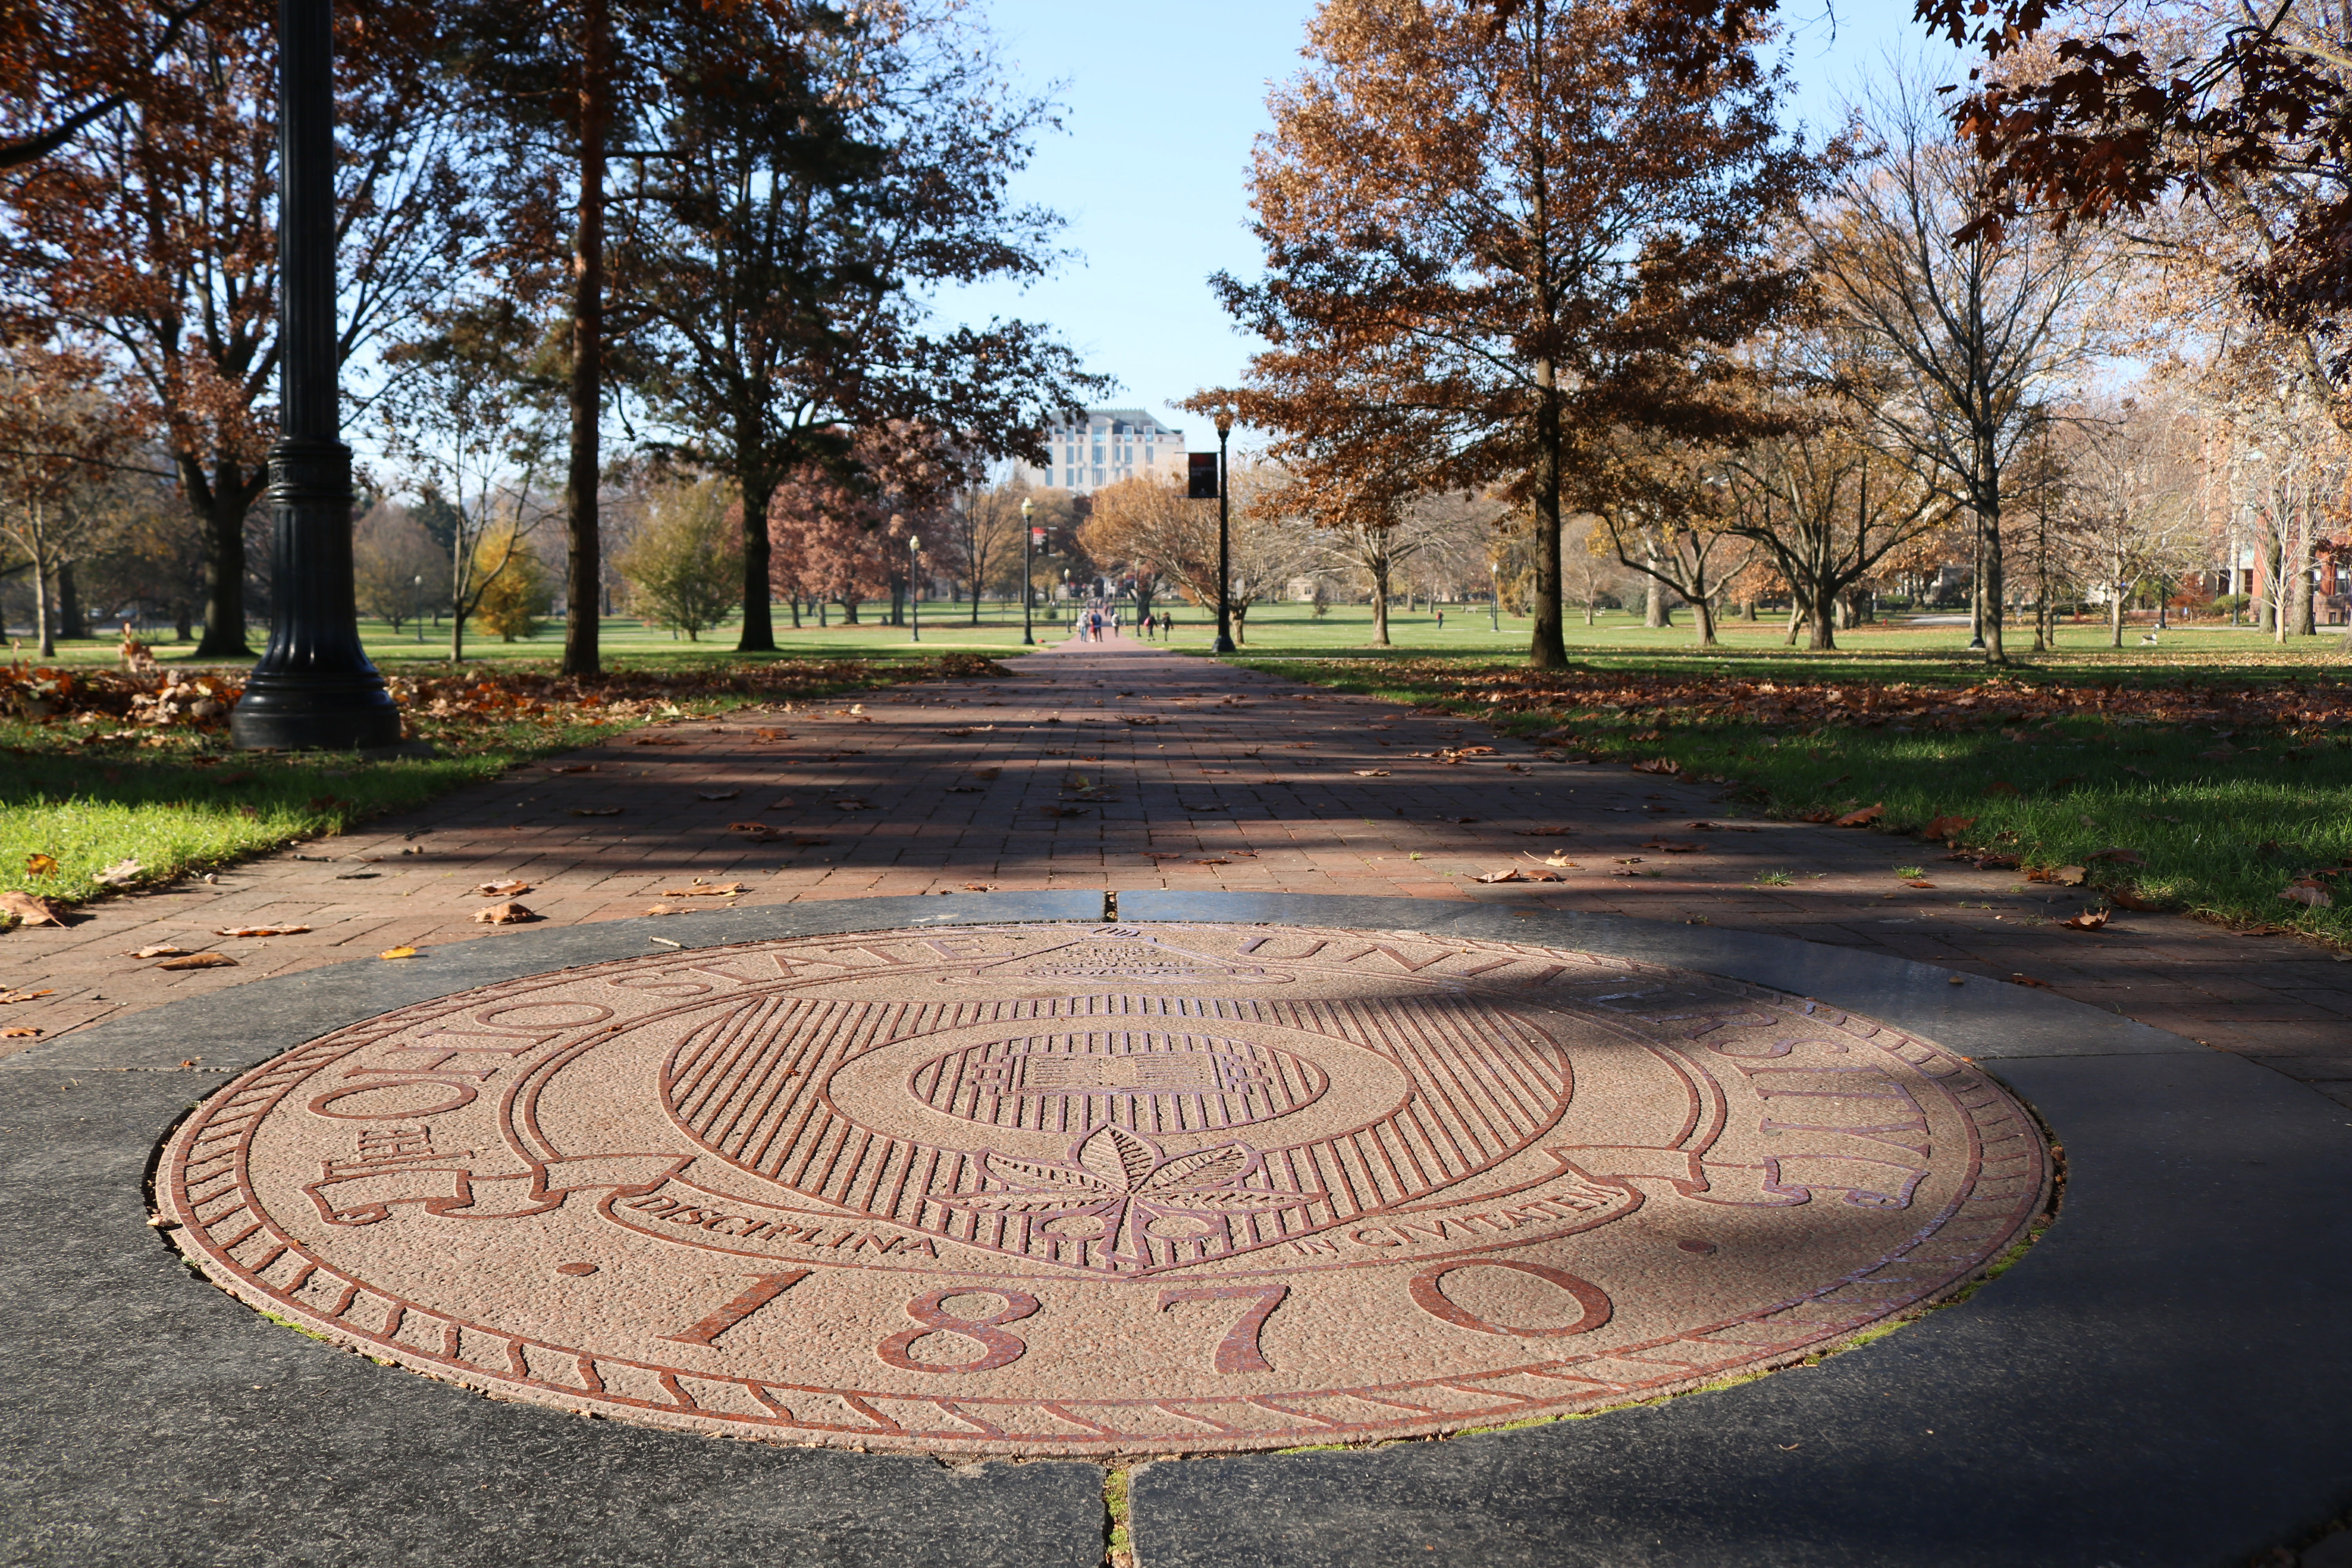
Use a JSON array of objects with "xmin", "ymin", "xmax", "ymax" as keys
[{"xmin": 5, "ymin": 632, "xmax": 2347, "ymax": 1106}]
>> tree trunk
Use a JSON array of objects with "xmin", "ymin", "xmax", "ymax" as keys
[
  {"xmin": 2108, "ymin": 570, "xmax": 2124, "ymax": 648},
  {"xmin": 1644, "ymin": 573, "xmax": 1668, "ymax": 628},
  {"xmin": 191, "ymin": 461, "xmax": 261, "ymax": 658},
  {"xmin": 1369, "ymin": 561, "xmax": 1391, "ymax": 645},
  {"xmin": 57, "ymin": 561, "xmax": 85, "ymax": 641},
  {"xmin": 1690, "ymin": 593, "xmax": 1718, "ymax": 648},
  {"xmin": 1979, "ymin": 492, "xmax": 2008, "ymax": 665},
  {"xmin": 840, "ymin": 597, "xmax": 859, "ymax": 624},
  {"xmin": 174, "ymin": 601, "xmax": 192, "ymax": 642},
  {"xmin": 561, "ymin": 0, "xmax": 611, "ymax": 679},
  {"xmin": 1808, "ymin": 592, "xmax": 1836, "ymax": 651},
  {"xmin": 1527, "ymin": 375, "xmax": 1568, "ymax": 668}
]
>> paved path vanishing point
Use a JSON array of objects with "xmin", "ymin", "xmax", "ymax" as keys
[{"xmin": 4, "ymin": 631, "xmax": 2347, "ymax": 1111}]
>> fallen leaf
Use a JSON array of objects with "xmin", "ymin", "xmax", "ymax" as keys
[
  {"xmin": 571, "ymin": 806, "xmax": 623, "ymax": 817},
  {"xmin": 1835, "ymin": 803, "xmax": 1885, "ymax": 828},
  {"xmin": 2085, "ymin": 848, "xmax": 2145, "ymax": 865},
  {"xmin": 698, "ymin": 790, "xmax": 742, "ymax": 801},
  {"xmin": 547, "ymin": 764, "xmax": 596, "ymax": 773},
  {"xmin": 475, "ymin": 880, "xmax": 533, "ymax": 897},
  {"xmin": 25, "ymin": 853, "xmax": 56, "ymax": 877},
  {"xmin": 643, "ymin": 903, "xmax": 691, "ymax": 916},
  {"xmin": 1474, "ymin": 867, "xmax": 1528, "ymax": 882},
  {"xmin": 158, "ymin": 952, "xmax": 236, "ymax": 969},
  {"xmin": 1642, "ymin": 839, "xmax": 1703, "ymax": 853},
  {"xmin": 1630, "ymin": 758, "xmax": 1681, "ymax": 775},
  {"xmin": 2122, "ymin": 764, "xmax": 2152, "ymax": 777},
  {"xmin": 1983, "ymin": 780, "xmax": 2022, "ymax": 797},
  {"xmin": 1041, "ymin": 805, "xmax": 1089, "ymax": 818},
  {"xmin": 961, "ymin": 882, "xmax": 993, "ymax": 891},
  {"xmin": 2009, "ymin": 973, "xmax": 2053, "ymax": 988},
  {"xmin": 378, "ymin": 946, "xmax": 419, "ymax": 960},
  {"xmin": 633, "ymin": 735, "xmax": 686, "ymax": 746},
  {"xmin": 2196, "ymin": 745, "xmax": 2237, "ymax": 761},
  {"xmin": 1195, "ymin": 857, "xmax": 1231, "ymax": 866},
  {"xmin": 1798, "ymin": 809, "xmax": 1837, "ymax": 823},
  {"xmin": 1515, "ymin": 826, "xmax": 1572, "ymax": 837},
  {"xmin": 94, "ymin": 857, "xmax": 143, "ymax": 887},
  {"xmin": 1921, "ymin": 815, "xmax": 1977, "ymax": 840},
  {"xmin": 1902, "ymin": 878, "xmax": 1936, "ymax": 889},
  {"xmin": 2059, "ymin": 908, "xmax": 2111, "ymax": 931},
  {"xmin": 0, "ymin": 1026, "xmax": 39, "ymax": 1037},
  {"xmin": 0, "ymin": 987, "xmax": 55, "ymax": 1003},
  {"xmin": 1524, "ymin": 851, "xmax": 1578, "ymax": 868},
  {"xmin": 944, "ymin": 785, "xmax": 982, "ymax": 793},
  {"xmin": 661, "ymin": 881, "xmax": 746, "ymax": 898},
  {"xmin": 762, "ymin": 797, "xmax": 798, "ymax": 811},
  {"xmin": 832, "ymin": 798, "xmax": 871, "ymax": 811},
  {"xmin": 129, "ymin": 944, "xmax": 187, "ymax": 959},
  {"xmin": 2281, "ymin": 883, "xmax": 2335, "ymax": 909},
  {"xmin": 0, "ymin": 891, "xmax": 66, "ymax": 926},
  {"xmin": 1352, "ymin": 768, "xmax": 1392, "ymax": 777},
  {"xmin": 2109, "ymin": 890, "xmax": 2163, "ymax": 911},
  {"xmin": 792, "ymin": 837, "xmax": 831, "ymax": 847},
  {"xmin": 215, "ymin": 925, "xmax": 311, "ymax": 938},
  {"xmin": 473, "ymin": 901, "xmax": 539, "ymax": 924}
]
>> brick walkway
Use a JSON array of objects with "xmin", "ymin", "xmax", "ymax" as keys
[{"xmin": 4, "ymin": 630, "xmax": 2346, "ymax": 1108}]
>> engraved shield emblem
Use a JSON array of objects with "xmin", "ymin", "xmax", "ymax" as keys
[{"xmin": 661, "ymin": 990, "xmax": 1581, "ymax": 1276}]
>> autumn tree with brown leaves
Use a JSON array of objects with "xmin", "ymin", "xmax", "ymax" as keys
[
  {"xmin": 0, "ymin": 333, "xmax": 141, "ymax": 653},
  {"xmin": 1212, "ymin": 0, "xmax": 1820, "ymax": 669},
  {"xmin": 0, "ymin": 0, "xmax": 478, "ymax": 657},
  {"xmin": 615, "ymin": 0, "xmax": 1100, "ymax": 653}
]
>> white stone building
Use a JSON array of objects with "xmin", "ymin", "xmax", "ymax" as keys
[{"xmin": 1016, "ymin": 408, "xmax": 1188, "ymax": 495}]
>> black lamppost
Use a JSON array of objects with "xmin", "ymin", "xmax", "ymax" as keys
[
  {"xmin": 1212, "ymin": 408, "xmax": 1236, "ymax": 653},
  {"xmin": 230, "ymin": 0, "xmax": 401, "ymax": 752},
  {"xmin": 908, "ymin": 533, "xmax": 922, "ymax": 643},
  {"xmin": 1020, "ymin": 498, "xmax": 1035, "ymax": 645}
]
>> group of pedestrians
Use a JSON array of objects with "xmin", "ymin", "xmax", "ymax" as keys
[{"xmin": 1074, "ymin": 604, "xmax": 1179, "ymax": 643}]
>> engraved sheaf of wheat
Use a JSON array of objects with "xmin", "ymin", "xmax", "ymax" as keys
[{"xmin": 938, "ymin": 1125, "xmax": 1323, "ymax": 1268}]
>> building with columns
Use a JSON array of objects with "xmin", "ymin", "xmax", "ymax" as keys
[{"xmin": 1016, "ymin": 408, "xmax": 1188, "ymax": 495}]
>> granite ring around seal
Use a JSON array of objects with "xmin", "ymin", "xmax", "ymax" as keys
[{"xmin": 158, "ymin": 922, "xmax": 2050, "ymax": 1457}]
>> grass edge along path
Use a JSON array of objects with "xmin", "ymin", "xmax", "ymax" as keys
[
  {"xmin": 0, "ymin": 653, "xmax": 1013, "ymax": 916},
  {"xmin": 1226, "ymin": 653, "xmax": 2352, "ymax": 951}
]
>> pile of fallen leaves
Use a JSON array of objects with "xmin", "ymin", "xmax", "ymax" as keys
[
  {"xmin": 1319, "ymin": 660, "xmax": 2352, "ymax": 741},
  {"xmin": 0, "ymin": 655, "xmax": 1016, "ymax": 747}
]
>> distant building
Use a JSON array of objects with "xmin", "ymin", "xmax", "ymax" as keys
[{"xmin": 1016, "ymin": 408, "xmax": 1188, "ymax": 495}]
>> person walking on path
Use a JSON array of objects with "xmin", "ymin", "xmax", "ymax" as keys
[{"xmin": 1436, "ymin": 608, "xmax": 1445, "ymax": 630}]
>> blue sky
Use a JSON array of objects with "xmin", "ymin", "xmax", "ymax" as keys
[{"xmin": 934, "ymin": 0, "xmax": 1954, "ymax": 454}]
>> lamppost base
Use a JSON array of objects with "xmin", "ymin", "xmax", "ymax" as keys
[
  {"xmin": 230, "ymin": 668, "xmax": 404, "ymax": 752},
  {"xmin": 1213, "ymin": 635, "xmax": 1236, "ymax": 653}
]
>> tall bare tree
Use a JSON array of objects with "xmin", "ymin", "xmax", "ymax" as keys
[{"xmin": 1807, "ymin": 78, "xmax": 2108, "ymax": 665}]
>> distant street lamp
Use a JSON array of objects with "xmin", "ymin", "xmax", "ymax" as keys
[
  {"xmin": 1212, "ymin": 407, "xmax": 1236, "ymax": 654},
  {"xmin": 229, "ymin": 0, "xmax": 401, "ymax": 751},
  {"xmin": 1020, "ymin": 498, "xmax": 1036, "ymax": 646},
  {"xmin": 1489, "ymin": 559, "xmax": 1501, "ymax": 632},
  {"xmin": 908, "ymin": 534, "xmax": 922, "ymax": 643}
]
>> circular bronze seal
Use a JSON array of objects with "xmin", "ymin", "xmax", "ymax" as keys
[{"xmin": 158, "ymin": 923, "xmax": 2049, "ymax": 1456}]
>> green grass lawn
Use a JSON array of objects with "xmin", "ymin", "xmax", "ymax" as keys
[
  {"xmin": 1207, "ymin": 605, "xmax": 2352, "ymax": 947},
  {"xmin": 0, "ymin": 648, "xmax": 1007, "ymax": 913},
  {"xmin": 1190, "ymin": 600, "xmax": 2352, "ymax": 682}
]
